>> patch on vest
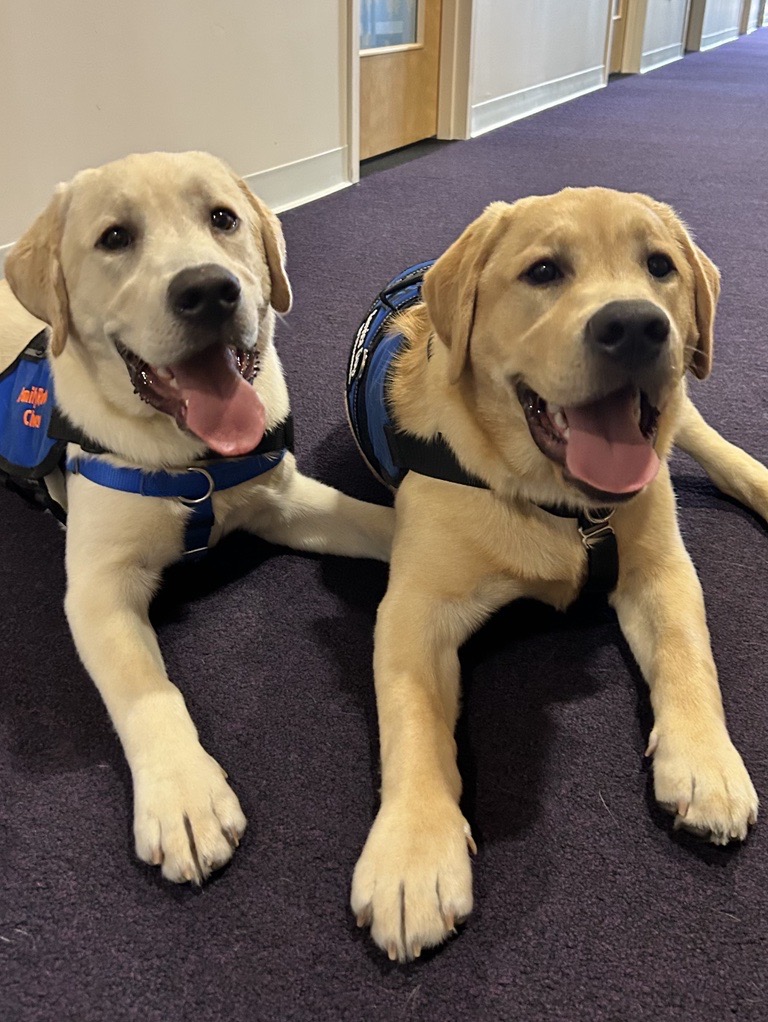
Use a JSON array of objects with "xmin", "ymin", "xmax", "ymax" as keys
[{"xmin": 0, "ymin": 330, "xmax": 66, "ymax": 480}]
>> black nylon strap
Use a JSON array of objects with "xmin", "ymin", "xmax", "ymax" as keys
[
  {"xmin": 47, "ymin": 408, "xmax": 107, "ymax": 454},
  {"xmin": 385, "ymin": 426, "xmax": 487, "ymax": 489},
  {"xmin": 575, "ymin": 510, "xmax": 619, "ymax": 595},
  {"xmin": 385, "ymin": 425, "xmax": 619, "ymax": 596}
]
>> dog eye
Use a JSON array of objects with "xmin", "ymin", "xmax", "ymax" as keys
[
  {"xmin": 97, "ymin": 225, "xmax": 133, "ymax": 251},
  {"xmin": 211, "ymin": 208, "xmax": 239, "ymax": 232},
  {"xmin": 523, "ymin": 260, "xmax": 563, "ymax": 285},
  {"xmin": 647, "ymin": 253, "xmax": 675, "ymax": 278}
]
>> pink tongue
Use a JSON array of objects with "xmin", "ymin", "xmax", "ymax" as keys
[
  {"xmin": 169, "ymin": 346, "xmax": 265, "ymax": 456},
  {"xmin": 564, "ymin": 388, "xmax": 659, "ymax": 495}
]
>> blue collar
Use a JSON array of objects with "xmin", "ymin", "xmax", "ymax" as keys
[{"xmin": 67, "ymin": 419, "xmax": 291, "ymax": 560}]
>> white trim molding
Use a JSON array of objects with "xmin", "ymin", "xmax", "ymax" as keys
[
  {"xmin": 437, "ymin": 0, "xmax": 474, "ymax": 139},
  {"xmin": 700, "ymin": 25, "xmax": 741, "ymax": 48},
  {"xmin": 640, "ymin": 40, "xmax": 686, "ymax": 72},
  {"xmin": 470, "ymin": 65, "xmax": 606, "ymax": 138},
  {"xmin": 242, "ymin": 146, "xmax": 351, "ymax": 214},
  {"xmin": 348, "ymin": 0, "xmax": 361, "ymax": 184},
  {"xmin": 0, "ymin": 242, "xmax": 13, "ymax": 277},
  {"xmin": 0, "ymin": 149, "xmax": 354, "ymax": 265}
]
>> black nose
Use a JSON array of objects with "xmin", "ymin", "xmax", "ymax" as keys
[
  {"xmin": 586, "ymin": 300, "xmax": 670, "ymax": 367},
  {"xmin": 168, "ymin": 265, "xmax": 241, "ymax": 327}
]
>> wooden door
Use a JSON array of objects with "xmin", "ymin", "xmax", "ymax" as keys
[
  {"xmin": 609, "ymin": 0, "xmax": 629, "ymax": 73},
  {"xmin": 360, "ymin": 0, "xmax": 442, "ymax": 161}
]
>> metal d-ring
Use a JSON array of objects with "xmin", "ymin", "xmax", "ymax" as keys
[
  {"xmin": 578, "ymin": 507, "xmax": 615, "ymax": 550},
  {"xmin": 581, "ymin": 506, "xmax": 615, "ymax": 527},
  {"xmin": 179, "ymin": 467, "xmax": 215, "ymax": 505}
]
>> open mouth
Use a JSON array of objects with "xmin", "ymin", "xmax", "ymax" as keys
[
  {"xmin": 116, "ymin": 341, "xmax": 265, "ymax": 456},
  {"xmin": 517, "ymin": 383, "xmax": 661, "ymax": 502}
]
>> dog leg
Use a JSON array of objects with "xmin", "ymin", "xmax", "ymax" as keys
[
  {"xmin": 244, "ymin": 461, "xmax": 394, "ymax": 561},
  {"xmin": 350, "ymin": 584, "xmax": 477, "ymax": 962},
  {"xmin": 65, "ymin": 487, "xmax": 246, "ymax": 883},
  {"xmin": 677, "ymin": 396, "xmax": 768, "ymax": 521},
  {"xmin": 612, "ymin": 480, "xmax": 758, "ymax": 844}
]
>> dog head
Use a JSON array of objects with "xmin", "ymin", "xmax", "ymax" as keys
[
  {"xmin": 422, "ymin": 187, "xmax": 719, "ymax": 504},
  {"xmin": 5, "ymin": 150, "xmax": 291, "ymax": 456}
]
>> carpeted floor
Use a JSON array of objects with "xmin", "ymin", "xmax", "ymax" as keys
[{"xmin": 3, "ymin": 29, "xmax": 768, "ymax": 1022}]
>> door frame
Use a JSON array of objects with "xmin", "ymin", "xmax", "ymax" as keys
[
  {"xmin": 612, "ymin": 0, "xmax": 652, "ymax": 72},
  {"xmin": 611, "ymin": 0, "xmax": 693, "ymax": 73},
  {"xmin": 740, "ymin": 0, "xmax": 761, "ymax": 32},
  {"xmin": 347, "ymin": 0, "xmax": 474, "ymax": 182}
]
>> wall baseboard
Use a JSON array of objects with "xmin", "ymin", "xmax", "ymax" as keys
[
  {"xmin": 640, "ymin": 42, "xmax": 685, "ymax": 73},
  {"xmin": 0, "ymin": 147, "xmax": 353, "ymax": 275},
  {"xmin": 0, "ymin": 242, "xmax": 13, "ymax": 277},
  {"xmin": 700, "ymin": 26, "xmax": 740, "ymax": 50},
  {"xmin": 470, "ymin": 65, "xmax": 606, "ymax": 138},
  {"xmin": 243, "ymin": 146, "xmax": 351, "ymax": 214}
]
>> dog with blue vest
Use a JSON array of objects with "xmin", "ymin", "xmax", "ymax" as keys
[
  {"xmin": 0, "ymin": 151, "xmax": 394, "ymax": 886},
  {"xmin": 345, "ymin": 189, "xmax": 768, "ymax": 962}
]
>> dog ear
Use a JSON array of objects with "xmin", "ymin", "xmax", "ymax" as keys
[
  {"xmin": 422, "ymin": 202, "xmax": 512, "ymax": 384},
  {"xmin": 679, "ymin": 230, "xmax": 719, "ymax": 381},
  {"xmin": 633, "ymin": 194, "xmax": 720, "ymax": 381},
  {"xmin": 5, "ymin": 185, "xmax": 72, "ymax": 356},
  {"xmin": 235, "ymin": 179, "xmax": 292, "ymax": 314}
]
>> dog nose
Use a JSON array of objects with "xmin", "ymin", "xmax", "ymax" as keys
[
  {"xmin": 586, "ymin": 300, "xmax": 670, "ymax": 366},
  {"xmin": 168, "ymin": 265, "xmax": 241, "ymax": 326}
]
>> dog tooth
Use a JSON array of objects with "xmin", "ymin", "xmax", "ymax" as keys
[{"xmin": 553, "ymin": 410, "xmax": 568, "ymax": 433}]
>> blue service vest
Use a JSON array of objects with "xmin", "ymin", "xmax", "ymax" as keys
[
  {"xmin": 346, "ymin": 261, "xmax": 434, "ymax": 488},
  {"xmin": 0, "ymin": 330, "xmax": 66, "ymax": 483}
]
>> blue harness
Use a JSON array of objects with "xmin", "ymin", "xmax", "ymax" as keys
[
  {"xmin": 346, "ymin": 261, "xmax": 436, "ymax": 488},
  {"xmin": 1, "ymin": 330, "xmax": 292, "ymax": 560},
  {"xmin": 346, "ymin": 261, "xmax": 490, "ymax": 490},
  {"xmin": 345, "ymin": 263, "xmax": 620, "ymax": 596}
]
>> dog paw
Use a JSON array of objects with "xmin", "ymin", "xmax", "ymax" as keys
[
  {"xmin": 351, "ymin": 800, "xmax": 475, "ymax": 962},
  {"xmin": 132, "ymin": 748, "xmax": 247, "ymax": 883},
  {"xmin": 647, "ymin": 725, "xmax": 758, "ymax": 844}
]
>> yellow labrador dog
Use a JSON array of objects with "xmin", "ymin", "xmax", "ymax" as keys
[
  {"xmin": 348, "ymin": 188, "xmax": 767, "ymax": 961},
  {"xmin": 0, "ymin": 151, "xmax": 393, "ymax": 884}
]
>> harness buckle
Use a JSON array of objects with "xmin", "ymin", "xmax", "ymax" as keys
[
  {"xmin": 177, "ymin": 467, "xmax": 215, "ymax": 505},
  {"xmin": 578, "ymin": 509, "xmax": 615, "ymax": 550}
]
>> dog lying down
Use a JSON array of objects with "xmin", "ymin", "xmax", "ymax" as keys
[
  {"xmin": 1, "ymin": 163, "xmax": 764, "ymax": 929},
  {"xmin": 0, "ymin": 151, "xmax": 394, "ymax": 884},
  {"xmin": 345, "ymin": 188, "xmax": 768, "ymax": 961}
]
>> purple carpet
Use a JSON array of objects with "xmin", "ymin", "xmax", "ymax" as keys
[{"xmin": 3, "ymin": 30, "xmax": 768, "ymax": 1021}]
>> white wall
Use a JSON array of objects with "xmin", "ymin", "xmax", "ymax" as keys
[
  {"xmin": 0, "ymin": 0, "xmax": 351, "ymax": 255},
  {"xmin": 701, "ymin": 0, "xmax": 746, "ymax": 43},
  {"xmin": 640, "ymin": 0, "xmax": 691, "ymax": 71},
  {"xmin": 469, "ymin": 0, "xmax": 613, "ymax": 137},
  {"xmin": 687, "ymin": 0, "xmax": 744, "ymax": 48}
]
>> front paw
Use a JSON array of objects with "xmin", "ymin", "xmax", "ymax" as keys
[
  {"xmin": 648, "ymin": 725, "xmax": 758, "ymax": 844},
  {"xmin": 350, "ymin": 799, "xmax": 475, "ymax": 962},
  {"xmin": 133, "ymin": 747, "xmax": 247, "ymax": 883}
]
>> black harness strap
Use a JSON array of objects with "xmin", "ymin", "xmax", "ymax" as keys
[
  {"xmin": 385, "ymin": 425, "xmax": 619, "ymax": 596},
  {"xmin": 385, "ymin": 426, "xmax": 487, "ymax": 490},
  {"xmin": 537, "ymin": 500, "xmax": 618, "ymax": 595},
  {"xmin": 577, "ymin": 512, "xmax": 619, "ymax": 595}
]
